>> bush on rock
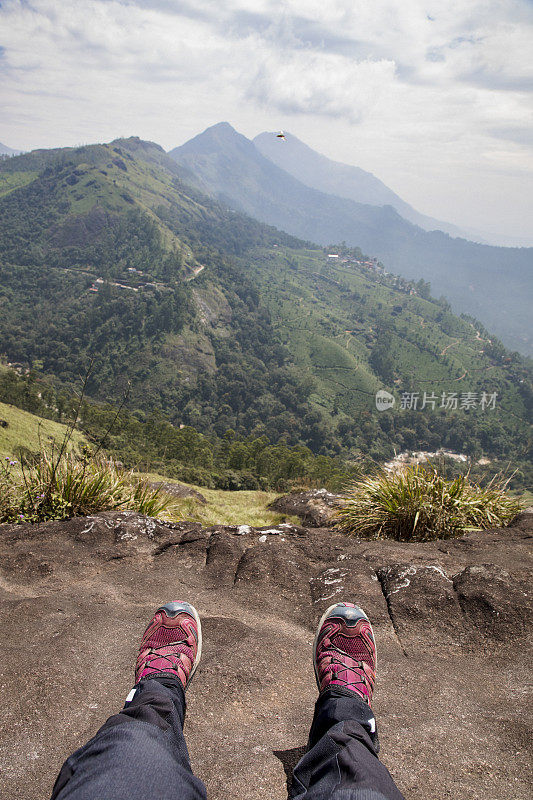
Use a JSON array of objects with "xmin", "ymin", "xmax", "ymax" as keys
[{"xmin": 334, "ymin": 465, "xmax": 521, "ymax": 541}]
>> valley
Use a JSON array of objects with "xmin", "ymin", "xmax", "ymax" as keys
[
  {"xmin": 0, "ymin": 136, "xmax": 531, "ymax": 490},
  {"xmin": 171, "ymin": 123, "xmax": 533, "ymax": 355}
]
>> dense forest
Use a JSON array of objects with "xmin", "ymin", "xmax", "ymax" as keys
[
  {"xmin": 1, "ymin": 367, "xmax": 530, "ymax": 492},
  {"xmin": 0, "ymin": 367, "xmax": 362, "ymax": 491},
  {"xmin": 0, "ymin": 137, "xmax": 531, "ymax": 490}
]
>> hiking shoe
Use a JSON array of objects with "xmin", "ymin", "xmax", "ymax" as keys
[
  {"xmin": 135, "ymin": 602, "xmax": 202, "ymax": 689},
  {"xmin": 313, "ymin": 602, "xmax": 376, "ymax": 706}
]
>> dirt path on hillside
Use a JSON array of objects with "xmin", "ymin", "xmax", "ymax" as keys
[{"xmin": 440, "ymin": 339, "xmax": 459, "ymax": 356}]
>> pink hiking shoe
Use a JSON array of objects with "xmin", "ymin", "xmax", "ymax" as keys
[
  {"xmin": 313, "ymin": 602, "xmax": 377, "ymax": 707},
  {"xmin": 135, "ymin": 602, "xmax": 202, "ymax": 690}
]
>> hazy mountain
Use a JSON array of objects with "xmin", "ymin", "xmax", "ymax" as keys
[
  {"xmin": 1, "ymin": 136, "xmax": 530, "ymax": 466},
  {"xmin": 254, "ymin": 130, "xmax": 469, "ymax": 238},
  {"xmin": 169, "ymin": 123, "xmax": 533, "ymax": 355},
  {"xmin": 0, "ymin": 142, "xmax": 21, "ymax": 156}
]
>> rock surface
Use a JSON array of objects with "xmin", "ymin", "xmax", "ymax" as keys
[
  {"xmin": 149, "ymin": 481, "xmax": 208, "ymax": 504},
  {"xmin": 269, "ymin": 489, "xmax": 342, "ymax": 527},
  {"xmin": 0, "ymin": 511, "xmax": 532, "ymax": 800}
]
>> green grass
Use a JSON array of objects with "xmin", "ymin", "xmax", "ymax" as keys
[
  {"xmin": 0, "ymin": 401, "xmax": 87, "ymax": 461},
  {"xmin": 0, "ymin": 170, "xmax": 37, "ymax": 198},
  {"xmin": 335, "ymin": 465, "xmax": 522, "ymax": 541},
  {"xmin": 138, "ymin": 472, "xmax": 297, "ymax": 526}
]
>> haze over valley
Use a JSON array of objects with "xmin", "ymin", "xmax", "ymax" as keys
[{"xmin": 171, "ymin": 122, "xmax": 533, "ymax": 355}]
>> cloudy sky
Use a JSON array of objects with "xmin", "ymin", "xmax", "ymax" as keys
[{"xmin": 1, "ymin": 0, "xmax": 532, "ymax": 245}]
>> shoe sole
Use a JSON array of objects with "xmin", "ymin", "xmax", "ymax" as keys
[
  {"xmin": 312, "ymin": 602, "xmax": 377, "ymax": 691},
  {"xmin": 157, "ymin": 601, "xmax": 203, "ymax": 690}
]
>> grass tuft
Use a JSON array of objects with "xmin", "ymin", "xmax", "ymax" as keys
[
  {"xmin": 0, "ymin": 452, "xmax": 177, "ymax": 524},
  {"xmin": 334, "ymin": 465, "xmax": 522, "ymax": 541}
]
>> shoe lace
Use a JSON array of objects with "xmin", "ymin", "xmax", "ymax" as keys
[
  {"xmin": 319, "ymin": 640, "xmax": 373, "ymax": 688},
  {"xmin": 139, "ymin": 625, "xmax": 193, "ymax": 675}
]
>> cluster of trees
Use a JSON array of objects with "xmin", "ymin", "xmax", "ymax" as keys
[
  {"xmin": 0, "ymin": 369, "xmax": 362, "ymax": 491},
  {"xmin": 0, "ymin": 263, "xmax": 189, "ymax": 389},
  {"xmin": 1, "ymin": 366, "xmax": 531, "ymax": 493},
  {"xmin": 1, "ymin": 141, "xmax": 531, "ymax": 493}
]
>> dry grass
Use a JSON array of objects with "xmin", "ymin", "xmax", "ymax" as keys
[{"xmin": 138, "ymin": 472, "xmax": 297, "ymax": 527}]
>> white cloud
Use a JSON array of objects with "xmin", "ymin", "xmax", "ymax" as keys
[
  {"xmin": 247, "ymin": 52, "xmax": 396, "ymax": 122},
  {"xmin": 0, "ymin": 0, "xmax": 532, "ymax": 241}
]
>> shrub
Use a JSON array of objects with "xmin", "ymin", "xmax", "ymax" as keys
[
  {"xmin": 334, "ymin": 465, "xmax": 522, "ymax": 541},
  {"xmin": 0, "ymin": 452, "xmax": 177, "ymax": 524}
]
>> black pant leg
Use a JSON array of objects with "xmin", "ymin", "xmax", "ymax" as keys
[
  {"xmin": 291, "ymin": 688, "xmax": 405, "ymax": 800},
  {"xmin": 51, "ymin": 675, "xmax": 206, "ymax": 800}
]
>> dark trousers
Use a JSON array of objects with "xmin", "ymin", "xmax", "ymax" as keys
[{"xmin": 51, "ymin": 677, "xmax": 405, "ymax": 800}]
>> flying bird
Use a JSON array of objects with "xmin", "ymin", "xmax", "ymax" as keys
[{"xmin": 276, "ymin": 130, "xmax": 286, "ymax": 141}]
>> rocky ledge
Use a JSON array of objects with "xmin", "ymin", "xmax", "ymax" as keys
[
  {"xmin": 0, "ymin": 511, "xmax": 532, "ymax": 799},
  {"xmin": 269, "ymin": 488, "xmax": 341, "ymax": 526}
]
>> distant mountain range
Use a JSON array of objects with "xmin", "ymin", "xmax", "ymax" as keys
[
  {"xmin": 0, "ymin": 136, "xmax": 530, "ymax": 467},
  {"xmin": 169, "ymin": 123, "xmax": 533, "ymax": 355},
  {"xmin": 0, "ymin": 142, "xmax": 21, "ymax": 156},
  {"xmin": 254, "ymin": 130, "xmax": 471, "ymax": 239}
]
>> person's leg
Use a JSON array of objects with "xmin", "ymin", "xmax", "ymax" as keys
[
  {"xmin": 51, "ymin": 602, "xmax": 207, "ymax": 800},
  {"xmin": 291, "ymin": 602, "xmax": 405, "ymax": 800}
]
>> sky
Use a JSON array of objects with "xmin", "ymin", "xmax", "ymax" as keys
[{"xmin": 1, "ymin": 0, "xmax": 533, "ymax": 245}]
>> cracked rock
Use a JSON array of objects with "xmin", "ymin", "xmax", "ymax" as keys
[{"xmin": 1, "ymin": 512, "xmax": 532, "ymax": 800}]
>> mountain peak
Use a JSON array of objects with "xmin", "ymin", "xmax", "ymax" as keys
[
  {"xmin": 190, "ymin": 121, "xmax": 244, "ymax": 143},
  {"xmin": 208, "ymin": 121, "xmax": 236, "ymax": 133},
  {"xmin": 169, "ymin": 122, "xmax": 257, "ymax": 164},
  {"xmin": 110, "ymin": 136, "xmax": 165, "ymax": 154}
]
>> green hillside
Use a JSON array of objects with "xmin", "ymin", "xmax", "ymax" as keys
[
  {"xmin": 0, "ymin": 137, "xmax": 531, "ymax": 479},
  {"xmin": 171, "ymin": 123, "xmax": 533, "ymax": 355},
  {"xmin": 239, "ymin": 244, "xmax": 532, "ymax": 460},
  {"xmin": 0, "ymin": 399, "xmax": 86, "ymax": 462}
]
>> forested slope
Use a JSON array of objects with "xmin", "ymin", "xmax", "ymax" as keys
[
  {"xmin": 0, "ymin": 137, "xmax": 531, "ymax": 481},
  {"xmin": 171, "ymin": 123, "xmax": 533, "ymax": 355}
]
